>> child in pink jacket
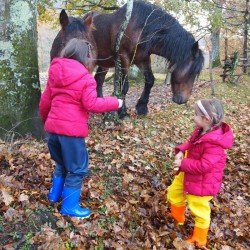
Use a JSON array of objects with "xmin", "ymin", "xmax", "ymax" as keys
[
  {"xmin": 39, "ymin": 38, "xmax": 123, "ymax": 218},
  {"xmin": 167, "ymin": 98, "xmax": 233, "ymax": 247}
]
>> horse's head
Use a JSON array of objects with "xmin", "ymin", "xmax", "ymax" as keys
[
  {"xmin": 170, "ymin": 41, "xmax": 204, "ymax": 104},
  {"xmin": 50, "ymin": 10, "xmax": 97, "ymax": 61}
]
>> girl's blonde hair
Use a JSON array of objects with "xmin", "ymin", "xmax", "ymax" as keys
[
  {"xmin": 195, "ymin": 98, "xmax": 225, "ymax": 127},
  {"xmin": 60, "ymin": 38, "xmax": 95, "ymax": 72}
]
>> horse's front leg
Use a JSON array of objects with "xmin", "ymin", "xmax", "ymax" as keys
[
  {"xmin": 94, "ymin": 66, "xmax": 108, "ymax": 97},
  {"xmin": 136, "ymin": 67, "xmax": 155, "ymax": 115}
]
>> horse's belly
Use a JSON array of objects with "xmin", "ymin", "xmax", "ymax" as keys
[{"xmin": 96, "ymin": 55, "xmax": 115, "ymax": 68}]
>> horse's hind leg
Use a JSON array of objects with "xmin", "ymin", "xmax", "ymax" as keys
[
  {"xmin": 136, "ymin": 63, "xmax": 155, "ymax": 115},
  {"xmin": 94, "ymin": 66, "xmax": 108, "ymax": 97}
]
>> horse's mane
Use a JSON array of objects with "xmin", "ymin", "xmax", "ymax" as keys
[{"xmin": 121, "ymin": 1, "xmax": 204, "ymax": 77}]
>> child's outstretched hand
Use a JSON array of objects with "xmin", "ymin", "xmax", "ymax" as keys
[
  {"xmin": 173, "ymin": 159, "xmax": 182, "ymax": 168},
  {"xmin": 118, "ymin": 99, "xmax": 123, "ymax": 108},
  {"xmin": 175, "ymin": 151, "xmax": 184, "ymax": 161}
]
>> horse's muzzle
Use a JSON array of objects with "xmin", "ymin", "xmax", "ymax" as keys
[{"xmin": 172, "ymin": 95, "xmax": 185, "ymax": 104}]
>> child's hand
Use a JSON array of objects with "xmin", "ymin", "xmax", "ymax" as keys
[
  {"xmin": 175, "ymin": 151, "xmax": 184, "ymax": 161},
  {"xmin": 173, "ymin": 151, "xmax": 184, "ymax": 175},
  {"xmin": 118, "ymin": 99, "xmax": 123, "ymax": 108},
  {"xmin": 173, "ymin": 159, "xmax": 182, "ymax": 168}
]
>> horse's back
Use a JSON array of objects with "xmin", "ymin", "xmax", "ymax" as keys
[{"xmin": 92, "ymin": 3, "xmax": 150, "ymax": 68}]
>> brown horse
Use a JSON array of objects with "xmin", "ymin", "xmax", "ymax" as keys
[{"xmin": 50, "ymin": 1, "xmax": 204, "ymax": 118}]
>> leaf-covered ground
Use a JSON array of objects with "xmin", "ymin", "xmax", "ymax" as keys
[{"xmin": 0, "ymin": 72, "xmax": 249, "ymax": 250}]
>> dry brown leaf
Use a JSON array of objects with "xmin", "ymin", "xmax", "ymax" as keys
[
  {"xmin": 1, "ymin": 187, "xmax": 14, "ymax": 205},
  {"xmin": 173, "ymin": 237, "xmax": 194, "ymax": 250},
  {"xmin": 4, "ymin": 207, "xmax": 18, "ymax": 221},
  {"xmin": 18, "ymin": 193, "xmax": 29, "ymax": 202}
]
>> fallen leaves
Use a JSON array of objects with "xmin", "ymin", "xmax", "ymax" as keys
[
  {"xmin": 1, "ymin": 186, "xmax": 14, "ymax": 206},
  {"xmin": 173, "ymin": 237, "xmax": 194, "ymax": 250},
  {"xmin": 0, "ymin": 79, "xmax": 249, "ymax": 249}
]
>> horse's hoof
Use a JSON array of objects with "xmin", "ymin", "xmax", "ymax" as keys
[
  {"xmin": 118, "ymin": 106, "xmax": 130, "ymax": 119},
  {"xmin": 136, "ymin": 106, "xmax": 148, "ymax": 116},
  {"xmin": 118, "ymin": 111, "xmax": 130, "ymax": 119}
]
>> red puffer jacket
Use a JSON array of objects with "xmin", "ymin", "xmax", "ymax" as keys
[
  {"xmin": 175, "ymin": 122, "xmax": 233, "ymax": 196},
  {"xmin": 39, "ymin": 58, "xmax": 119, "ymax": 137}
]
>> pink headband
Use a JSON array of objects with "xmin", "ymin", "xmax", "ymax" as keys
[{"xmin": 197, "ymin": 100, "xmax": 211, "ymax": 120}]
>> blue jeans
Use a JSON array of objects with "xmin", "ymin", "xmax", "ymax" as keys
[{"xmin": 48, "ymin": 134, "xmax": 89, "ymax": 189}]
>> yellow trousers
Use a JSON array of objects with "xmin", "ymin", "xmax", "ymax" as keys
[{"xmin": 167, "ymin": 172, "xmax": 213, "ymax": 229}]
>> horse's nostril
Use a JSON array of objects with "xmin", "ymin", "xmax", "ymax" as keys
[{"xmin": 173, "ymin": 95, "xmax": 183, "ymax": 104}]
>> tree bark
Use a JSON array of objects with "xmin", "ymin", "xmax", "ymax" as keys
[
  {"xmin": 114, "ymin": 0, "xmax": 134, "ymax": 96},
  {"xmin": 211, "ymin": 1, "xmax": 223, "ymax": 67},
  {"xmin": 211, "ymin": 30, "xmax": 221, "ymax": 67},
  {"xmin": 0, "ymin": 0, "xmax": 43, "ymax": 140},
  {"xmin": 242, "ymin": 0, "xmax": 249, "ymax": 74},
  {"xmin": 209, "ymin": 51, "xmax": 215, "ymax": 96},
  {"xmin": 223, "ymin": 28, "xmax": 228, "ymax": 82}
]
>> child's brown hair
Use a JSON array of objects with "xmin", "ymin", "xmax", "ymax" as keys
[
  {"xmin": 60, "ymin": 38, "xmax": 95, "ymax": 72},
  {"xmin": 195, "ymin": 98, "xmax": 225, "ymax": 127}
]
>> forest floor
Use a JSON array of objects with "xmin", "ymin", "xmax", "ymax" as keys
[{"xmin": 0, "ymin": 69, "xmax": 249, "ymax": 250}]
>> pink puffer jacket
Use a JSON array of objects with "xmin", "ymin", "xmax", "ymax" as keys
[
  {"xmin": 39, "ymin": 58, "xmax": 119, "ymax": 137},
  {"xmin": 176, "ymin": 122, "xmax": 233, "ymax": 196}
]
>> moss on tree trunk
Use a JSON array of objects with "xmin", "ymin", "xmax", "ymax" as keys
[
  {"xmin": 212, "ymin": 55, "xmax": 221, "ymax": 67},
  {"xmin": 211, "ymin": 30, "xmax": 221, "ymax": 68},
  {"xmin": 0, "ymin": 1, "xmax": 44, "ymax": 140}
]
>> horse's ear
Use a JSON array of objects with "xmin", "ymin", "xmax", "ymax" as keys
[
  {"xmin": 192, "ymin": 41, "xmax": 199, "ymax": 58},
  {"xmin": 83, "ymin": 12, "xmax": 96, "ymax": 31},
  {"xmin": 83, "ymin": 12, "xmax": 91, "ymax": 21},
  {"xmin": 60, "ymin": 9, "xmax": 69, "ymax": 29}
]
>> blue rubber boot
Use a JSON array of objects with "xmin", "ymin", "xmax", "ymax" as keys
[
  {"xmin": 61, "ymin": 187, "xmax": 91, "ymax": 218},
  {"xmin": 48, "ymin": 176, "xmax": 65, "ymax": 203}
]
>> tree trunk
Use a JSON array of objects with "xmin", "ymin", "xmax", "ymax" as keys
[
  {"xmin": 223, "ymin": 29, "xmax": 228, "ymax": 82},
  {"xmin": 114, "ymin": 0, "xmax": 134, "ymax": 96},
  {"xmin": 209, "ymin": 51, "xmax": 215, "ymax": 96},
  {"xmin": 211, "ymin": 30, "xmax": 221, "ymax": 67},
  {"xmin": 0, "ymin": 0, "xmax": 43, "ymax": 140},
  {"xmin": 211, "ymin": 0, "xmax": 223, "ymax": 67},
  {"xmin": 243, "ymin": 0, "xmax": 249, "ymax": 74}
]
